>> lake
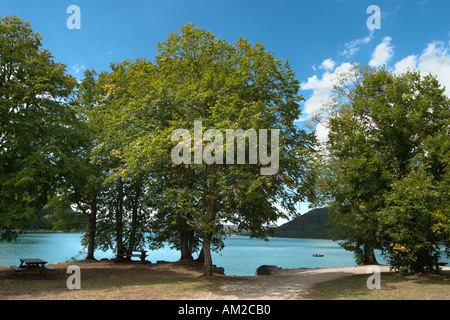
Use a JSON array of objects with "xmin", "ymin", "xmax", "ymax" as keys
[{"xmin": 2, "ymin": 232, "xmax": 446, "ymax": 276}]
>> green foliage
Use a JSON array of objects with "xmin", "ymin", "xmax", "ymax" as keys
[
  {"xmin": 22, "ymin": 208, "xmax": 56, "ymax": 230},
  {"xmin": 379, "ymin": 170, "xmax": 449, "ymax": 273},
  {"xmin": 317, "ymin": 64, "xmax": 450, "ymax": 271},
  {"xmin": 0, "ymin": 16, "xmax": 79, "ymax": 241},
  {"xmin": 85, "ymin": 24, "xmax": 316, "ymax": 274}
]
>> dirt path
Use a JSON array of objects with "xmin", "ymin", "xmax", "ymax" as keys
[{"xmin": 200, "ymin": 266, "xmax": 393, "ymax": 300}]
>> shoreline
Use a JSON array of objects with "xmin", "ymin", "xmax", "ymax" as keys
[
  {"xmin": 9, "ymin": 229, "xmax": 75, "ymax": 233},
  {"xmin": 8, "ymin": 230, "xmax": 336, "ymax": 240},
  {"xmin": 2, "ymin": 258, "xmax": 448, "ymax": 274}
]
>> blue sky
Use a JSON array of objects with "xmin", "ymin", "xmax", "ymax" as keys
[
  {"xmin": 2, "ymin": 1, "xmax": 449, "ymax": 118},
  {"xmin": 2, "ymin": 0, "xmax": 449, "ymax": 216}
]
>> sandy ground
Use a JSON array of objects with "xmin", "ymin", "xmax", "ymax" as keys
[{"xmin": 200, "ymin": 265, "xmax": 395, "ymax": 300}]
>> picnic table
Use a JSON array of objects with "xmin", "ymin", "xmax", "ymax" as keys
[
  {"xmin": 116, "ymin": 249, "xmax": 148, "ymax": 263},
  {"xmin": 11, "ymin": 258, "xmax": 54, "ymax": 277}
]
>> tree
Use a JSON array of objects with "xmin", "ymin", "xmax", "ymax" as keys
[
  {"xmin": 45, "ymin": 69, "xmax": 107, "ymax": 260},
  {"xmin": 319, "ymin": 64, "xmax": 449, "ymax": 270},
  {"xmin": 316, "ymin": 65, "xmax": 390, "ymax": 264},
  {"xmin": 90, "ymin": 24, "xmax": 315, "ymax": 275},
  {"xmin": 0, "ymin": 16, "xmax": 78, "ymax": 241},
  {"xmin": 82, "ymin": 63, "xmax": 156, "ymax": 259},
  {"xmin": 132, "ymin": 24, "xmax": 315, "ymax": 275},
  {"xmin": 378, "ymin": 86, "xmax": 450, "ymax": 272}
]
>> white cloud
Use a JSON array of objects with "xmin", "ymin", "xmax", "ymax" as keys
[
  {"xmin": 341, "ymin": 31, "xmax": 374, "ymax": 57},
  {"xmin": 319, "ymin": 58, "xmax": 336, "ymax": 71},
  {"xmin": 302, "ymin": 62, "xmax": 353, "ymax": 144},
  {"xmin": 394, "ymin": 55, "xmax": 418, "ymax": 74},
  {"xmin": 417, "ymin": 41, "xmax": 450, "ymax": 95},
  {"xmin": 302, "ymin": 37, "xmax": 450, "ymax": 147},
  {"xmin": 393, "ymin": 41, "xmax": 450, "ymax": 95},
  {"xmin": 315, "ymin": 121, "xmax": 330, "ymax": 146},
  {"xmin": 369, "ymin": 36, "xmax": 394, "ymax": 66},
  {"xmin": 72, "ymin": 64, "xmax": 86, "ymax": 74},
  {"xmin": 303, "ymin": 62, "xmax": 353, "ymax": 117}
]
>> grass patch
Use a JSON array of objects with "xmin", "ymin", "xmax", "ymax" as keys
[
  {"xmin": 0, "ymin": 276, "xmax": 233, "ymax": 300},
  {"xmin": 304, "ymin": 272, "xmax": 450, "ymax": 300},
  {"xmin": 60, "ymin": 276, "xmax": 233, "ymax": 300}
]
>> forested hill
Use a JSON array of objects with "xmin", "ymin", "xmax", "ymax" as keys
[{"xmin": 273, "ymin": 208, "xmax": 339, "ymax": 239}]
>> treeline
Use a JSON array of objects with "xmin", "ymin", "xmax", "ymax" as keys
[{"xmin": 22, "ymin": 209, "xmax": 58, "ymax": 231}]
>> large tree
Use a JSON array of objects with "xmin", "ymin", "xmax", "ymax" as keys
[
  {"xmin": 152, "ymin": 25, "xmax": 315, "ymax": 275},
  {"xmin": 0, "ymin": 16, "xmax": 79, "ymax": 241},
  {"xmin": 92, "ymin": 24, "xmax": 315, "ymax": 275},
  {"xmin": 319, "ymin": 64, "xmax": 449, "ymax": 270},
  {"xmin": 81, "ymin": 65, "xmax": 154, "ymax": 259}
]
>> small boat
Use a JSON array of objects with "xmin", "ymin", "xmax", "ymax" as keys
[{"xmin": 313, "ymin": 253, "xmax": 324, "ymax": 257}]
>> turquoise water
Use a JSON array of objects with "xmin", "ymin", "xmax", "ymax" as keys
[
  {"xmin": 1, "ymin": 232, "xmax": 446, "ymax": 275},
  {"xmin": 214, "ymin": 236, "xmax": 361, "ymax": 275}
]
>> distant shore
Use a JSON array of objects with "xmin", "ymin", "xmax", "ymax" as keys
[{"xmin": 10, "ymin": 229, "xmax": 74, "ymax": 233}]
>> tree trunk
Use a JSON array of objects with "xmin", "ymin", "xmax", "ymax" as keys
[
  {"xmin": 202, "ymin": 164, "xmax": 216, "ymax": 276},
  {"xmin": 202, "ymin": 232, "xmax": 213, "ymax": 276},
  {"xmin": 115, "ymin": 178, "xmax": 124, "ymax": 258},
  {"xmin": 363, "ymin": 245, "xmax": 378, "ymax": 265},
  {"xmin": 86, "ymin": 196, "xmax": 97, "ymax": 260},
  {"xmin": 127, "ymin": 184, "xmax": 141, "ymax": 257},
  {"xmin": 179, "ymin": 230, "xmax": 194, "ymax": 261},
  {"xmin": 196, "ymin": 241, "xmax": 205, "ymax": 263}
]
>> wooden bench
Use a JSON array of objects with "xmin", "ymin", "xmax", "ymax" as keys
[
  {"xmin": 11, "ymin": 265, "xmax": 23, "ymax": 277},
  {"xmin": 44, "ymin": 265, "xmax": 54, "ymax": 272},
  {"xmin": 116, "ymin": 250, "xmax": 148, "ymax": 263}
]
